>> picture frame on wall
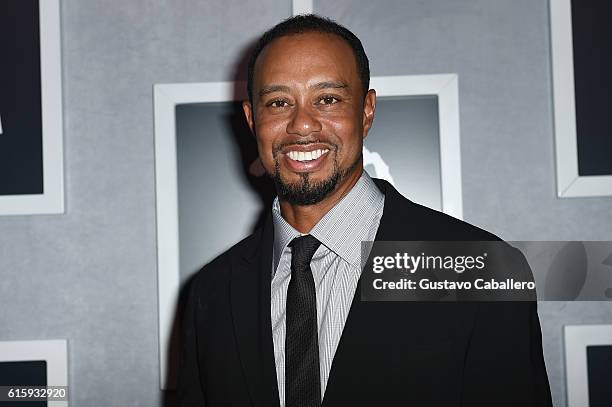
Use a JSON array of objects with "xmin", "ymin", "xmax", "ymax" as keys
[
  {"xmin": 0, "ymin": 339, "xmax": 69, "ymax": 406},
  {"xmin": 564, "ymin": 325, "xmax": 612, "ymax": 407},
  {"xmin": 550, "ymin": 0, "xmax": 612, "ymax": 197},
  {"xmin": 0, "ymin": 0, "xmax": 64, "ymax": 215},
  {"xmin": 153, "ymin": 73, "xmax": 463, "ymax": 389}
]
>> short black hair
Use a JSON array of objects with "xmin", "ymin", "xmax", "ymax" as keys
[{"xmin": 246, "ymin": 14, "xmax": 370, "ymax": 104}]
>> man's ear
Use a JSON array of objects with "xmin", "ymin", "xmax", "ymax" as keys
[
  {"xmin": 362, "ymin": 89, "xmax": 376, "ymax": 140},
  {"xmin": 242, "ymin": 100, "xmax": 255, "ymax": 135}
]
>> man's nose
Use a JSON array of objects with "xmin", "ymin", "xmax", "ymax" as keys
[{"xmin": 286, "ymin": 104, "xmax": 322, "ymax": 136}]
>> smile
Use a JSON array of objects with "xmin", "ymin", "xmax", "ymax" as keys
[
  {"xmin": 286, "ymin": 149, "xmax": 329, "ymax": 162},
  {"xmin": 282, "ymin": 146, "xmax": 331, "ymax": 173}
]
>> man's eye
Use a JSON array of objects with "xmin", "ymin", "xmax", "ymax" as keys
[
  {"xmin": 269, "ymin": 100, "xmax": 288, "ymax": 108},
  {"xmin": 318, "ymin": 96, "xmax": 339, "ymax": 105}
]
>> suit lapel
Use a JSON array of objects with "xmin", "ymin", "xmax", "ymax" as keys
[{"xmin": 230, "ymin": 214, "xmax": 280, "ymax": 407}]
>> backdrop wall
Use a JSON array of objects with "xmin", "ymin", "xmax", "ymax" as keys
[{"xmin": 0, "ymin": 1, "xmax": 610, "ymax": 406}]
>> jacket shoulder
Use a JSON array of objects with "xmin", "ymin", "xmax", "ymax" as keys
[
  {"xmin": 410, "ymin": 200, "xmax": 501, "ymax": 241},
  {"xmin": 390, "ymin": 193, "xmax": 502, "ymax": 242},
  {"xmin": 373, "ymin": 177, "xmax": 501, "ymax": 241}
]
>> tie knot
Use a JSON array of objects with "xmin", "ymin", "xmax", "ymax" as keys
[{"xmin": 289, "ymin": 235, "xmax": 321, "ymax": 272}]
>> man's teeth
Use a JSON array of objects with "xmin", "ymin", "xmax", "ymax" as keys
[{"xmin": 287, "ymin": 149, "xmax": 329, "ymax": 162}]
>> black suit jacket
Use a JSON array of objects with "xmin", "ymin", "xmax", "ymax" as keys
[{"xmin": 177, "ymin": 178, "xmax": 552, "ymax": 406}]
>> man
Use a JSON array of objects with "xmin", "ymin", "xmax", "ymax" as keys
[{"xmin": 178, "ymin": 14, "xmax": 552, "ymax": 406}]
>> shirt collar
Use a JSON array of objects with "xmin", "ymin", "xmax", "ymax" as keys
[{"xmin": 272, "ymin": 171, "xmax": 384, "ymax": 275}]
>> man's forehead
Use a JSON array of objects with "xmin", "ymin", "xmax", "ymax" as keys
[
  {"xmin": 259, "ymin": 32, "xmax": 352, "ymax": 60},
  {"xmin": 253, "ymin": 32, "xmax": 359, "ymax": 85}
]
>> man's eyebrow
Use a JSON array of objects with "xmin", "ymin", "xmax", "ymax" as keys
[
  {"xmin": 257, "ymin": 81, "xmax": 350, "ymax": 99},
  {"xmin": 258, "ymin": 85, "xmax": 291, "ymax": 98},
  {"xmin": 311, "ymin": 81, "xmax": 349, "ymax": 91}
]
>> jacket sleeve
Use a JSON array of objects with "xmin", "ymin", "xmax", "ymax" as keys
[
  {"xmin": 461, "ymin": 250, "xmax": 553, "ymax": 406},
  {"xmin": 177, "ymin": 274, "xmax": 207, "ymax": 406}
]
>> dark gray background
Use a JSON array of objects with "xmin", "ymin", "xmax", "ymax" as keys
[
  {"xmin": 0, "ymin": 1, "xmax": 611, "ymax": 406},
  {"xmin": 0, "ymin": 0, "xmax": 44, "ymax": 195},
  {"xmin": 176, "ymin": 102, "xmax": 268, "ymax": 282},
  {"xmin": 571, "ymin": 1, "xmax": 612, "ymax": 176},
  {"xmin": 587, "ymin": 345, "xmax": 612, "ymax": 407},
  {"xmin": 367, "ymin": 96, "xmax": 441, "ymax": 210}
]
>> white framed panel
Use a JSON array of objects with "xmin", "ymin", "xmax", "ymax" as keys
[
  {"xmin": 154, "ymin": 74, "xmax": 462, "ymax": 389},
  {"xmin": 550, "ymin": 0, "xmax": 612, "ymax": 197},
  {"xmin": 370, "ymin": 75, "xmax": 462, "ymax": 219},
  {"xmin": 564, "ymin": 324, "xmax": 612, "ymax": 407},
  {"xmin": 0, "ymin": 0, "xmax": 65, "ymax": 215},
  {"xmin": 154, "ymin": 81, "xmax": 246, "ymax": 389},
  {"xmin": 0, "ymin": 339, "xmax": 68, "ymax": 407}
]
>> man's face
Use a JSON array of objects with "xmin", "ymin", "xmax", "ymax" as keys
[{"xmin": 243, "ymin": 32, "xmax": 376, "ymax": 205}]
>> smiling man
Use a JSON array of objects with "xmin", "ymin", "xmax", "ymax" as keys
[
  {"xmin": 243, "ymin": 25, "xmax": 375, "ymax": 226},
  {"xmin": 177, "ymin": 14, "xmax": 552, "ymax": 407}
]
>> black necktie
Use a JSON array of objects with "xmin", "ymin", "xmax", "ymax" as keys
[{"xmin": 286, "ymin": 234, "xmax": 322, "ymax": 407}]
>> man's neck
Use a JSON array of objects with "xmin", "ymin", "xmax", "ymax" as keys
[{"xmin": 278, "ymin": 167, "xmax": 363, "ymax": 234}]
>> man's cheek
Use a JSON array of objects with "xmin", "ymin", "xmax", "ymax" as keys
[
  {"xmin": 262, "ymin": 154, "xmax": 276, "ymax": 172},
  {"xmin": 255, "ymin": 144, "xmax": 274, "ymax": 168}
]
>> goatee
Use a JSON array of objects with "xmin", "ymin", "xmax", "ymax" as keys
[{"xmin": 272, "ymin": 153, "xmax": 361, "ymax": 206}]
